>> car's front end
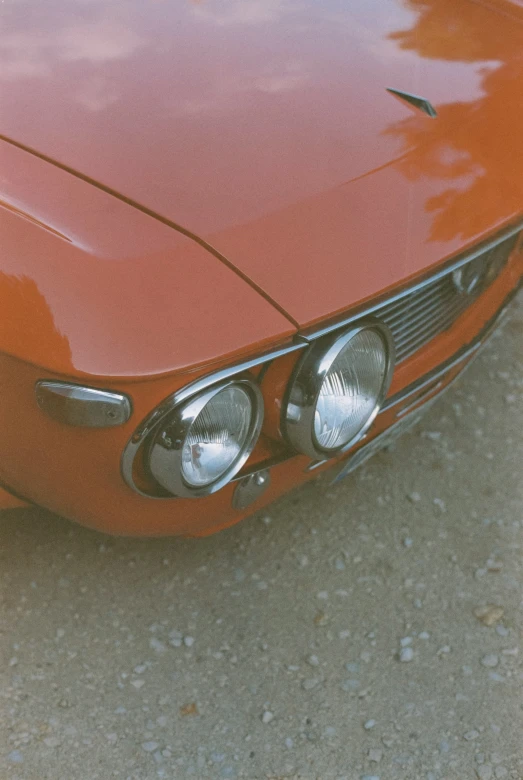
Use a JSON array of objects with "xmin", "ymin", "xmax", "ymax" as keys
[{"xmin": 1, "ymin": 0, "xmax": 523, "ymax": 535}]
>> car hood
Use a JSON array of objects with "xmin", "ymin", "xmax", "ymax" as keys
[{"xmin": 2, "ymin": 0, "xmax": 523, "ymax": 328}]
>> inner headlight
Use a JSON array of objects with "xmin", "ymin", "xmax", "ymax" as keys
[
  {"xmin": 283, "ymin": 322, "xmax": 395, "ymax": 460},
  {"xmin": 148, "ymin": 380, "xmax": 263, "ymax": 497}
]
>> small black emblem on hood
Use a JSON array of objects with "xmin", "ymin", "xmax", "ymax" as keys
[{"xmin": 386, "ymin": 88, "xmax": 437, "ymax": 118}]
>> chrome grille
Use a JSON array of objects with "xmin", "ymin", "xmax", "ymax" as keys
[{"xmin": 376, "ymin": 233, "xmax": 519, "ymax": 362}]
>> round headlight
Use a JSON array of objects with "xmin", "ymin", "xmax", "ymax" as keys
[
  {"xmin": 148, "ymin": 380, "xmax": 263, "ymax": 497},
  {"xmin": 283, "ymin": 322, "xmax": 395, "ymax": 460}
]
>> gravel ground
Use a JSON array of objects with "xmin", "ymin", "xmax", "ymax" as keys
[{"xmin": 1, "ymin": 295, "xmax": 522, "ymax": 780}]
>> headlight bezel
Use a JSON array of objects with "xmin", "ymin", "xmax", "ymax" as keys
[
  {"xmin": 147, "ymin": 378, "xmax": 264, "ymax": 498},
  {"xmin": 282, "ymin": 320, "xmax": 395, "ymax": 460}
]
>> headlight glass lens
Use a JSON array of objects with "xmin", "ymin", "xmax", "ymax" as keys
[
  {"xmin": 181, "ymin": 385, "xmax": 253, "ymax": 487},
  {"xmin": 313, "ymin": 329, "xmax": 388, "ymax": 452}
]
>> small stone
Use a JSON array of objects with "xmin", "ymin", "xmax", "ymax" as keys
[
  {"xmin": 476, "ymin": 766, "xmax": 493, "ymax": 780},
  {"xmin": 439, "ymin": 740, "xmax": 451, "ymax": 753},
  {"xmin": 463, "ymin": 730, "xmax": 480, "ymax": 741},
  {"xmin": 399, "ymin": 647, "xmax": 414, "ymax": 663},
  {"xmin": 8, "ymin": 657, "xmax": 18, "ymax": 667},
  {"xmin": 7, "ymin": 750, "xmax": 23, "ymax": 764},
  {"xmin": 307, "ymin": 654, "xmax": 320, "ymax": 667},
  {"xmin": 474, "ymin": 605, "xmax": 504, "ymax": 626},
  {"xmin": 494, "ymin": 768, "xmax": 508, "ymax": 779},
  {"xmin": 183, "ymin": 636, "xmax": 195, "ymax": 648},
  {"xmin": 150, "ymin": 638, "xmax": 167, "ymax": 654},
  {"xmin": 302, "ymin": 678, "xmax": 320, "ymax": 691},
  {"xmin": 361, "ymin": 775, "xmax": 380, "ymax": 780},
  {"xmin": 480, "ymin": 654, "xmax": 499, "ymax": 668},
  {"xmin": 142, "ymin": 741, "xmax": 159, "ymax": 753},
  {"xmin": 134, "ymin": 664, "xmax": 147, "ymax": 674},
  {"xmin": 400, "ymin": 637, "xmax": 412, "ymax": 647},
  {"xmin": 403, "ymin": 537, "xmax": 413, "ymax": 548},
  {"xmin": 168, "ymin": 630, "xmax": 183, "ymax": 647},
  {"xmin": 345, "ymin": 662, "xmax": 359, "ymax": 673},
  {"xmin": 433, "ymin": 498, "xmax": 446, "ymax": 512},
  {"xmin": 180, "ymin": 703, "xmax": 198, "ymax": 716},
  {"xmin": 368, "ymin": 748, "xmax": 382, "ymax": 763},
  {"xmin": 495, "ymin": 625, "xmax": 509, "ymax": 637},
  {"xmin": 418, "ymin": 632, "xmax": 430, "ymax": 640},
  {"xmin": 341, "ymin": 679, "xmax": 360, "ymax": 692},
  {"xmin": 44, "ymin": 737, "xmax": 61, "ymax": 748},
  {"xmin": 364, "ymin": 719, "xmax": 376, "ymax": 730},
  {"xmin": 261, "ymin": 711, "xmax": 274, "ymax": 724},
  {"xmin": 437, "ymin": 645, "xmax": 451, "ymax": 656},
  {"xmin": 317, "ymin": 591, "xmax": 329, "ymax": 600},
  {"xmin": 284, "ymin": 737, "xmax": 293, "ymax": 749},
  {"xmin": 338, "ymin": 630, "xmax": 351, "ymax": 639},
  {"xmin": 131, "ymin": 679, "xmax": 145, "ymax": 690},
  {"xmin": 407, "ymin": 491, "xmax": 421, "ymax": 503}
]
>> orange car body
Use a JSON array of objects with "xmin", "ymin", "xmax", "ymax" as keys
[{"xmin": 1, "ymin": 0, "xmax": 522, "ymax": 535}]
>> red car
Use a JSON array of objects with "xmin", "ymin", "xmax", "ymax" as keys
[{"xmin": 1, "ymin": 0, "xmax": 522, "ymax": 535}]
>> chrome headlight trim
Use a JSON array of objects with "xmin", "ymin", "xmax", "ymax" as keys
[
  {"xmin": 282, "ymin": 321, "xmax": 395, "ymax": 460},
  {"xmin": 147, "ymin": 378, "xmax": 263, "ymax": 498},
  {"xmin": 121, "ymin": 341, "xmax": 306, "ymax": 499}
]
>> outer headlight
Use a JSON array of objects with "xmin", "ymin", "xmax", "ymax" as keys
[
  {"xmin": 283, "ymin": 322, "xmax": 395, "ymax": 460},
  {"xmin": 148, "ymin": 379, "xmax": 263, "ymax": 497}
]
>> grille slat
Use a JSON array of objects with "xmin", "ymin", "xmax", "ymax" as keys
[
  {"xmin": 373, "ymin": 233, "xmax": 518, "ymax": 362},
  {"xmin": 382, "ymin": 288, "xmax": 453, "ymax": 332},
  {"xmin": 392, "ymin": 298, "xmax": 467, "ymax": 358}
]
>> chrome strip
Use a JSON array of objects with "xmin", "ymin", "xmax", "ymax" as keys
[
  {"xmin": 121, "ymin": 341, "xmax": 306, "ymax": 497},
  {"xmin": 300, "ymin": 221, "xmax": 523, "ymax": 342}
]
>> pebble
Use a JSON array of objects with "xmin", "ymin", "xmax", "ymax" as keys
[
  {"xmin": 403, "ymin": 538, "xmax": 413, "ymax": 548},
  {"xmin": 399, "ymin": 647, "xmax": 414, "ymax": 663},
  {"xmin": 433, "ymin": 498, "xmax": 446, "ymax": 511},
  {"xmin": 463, "ymin": 730, "xmax": 480, "ymax": 741},
  {"xmin": 474, "ymin": 605, "xmax": 504, "ymax": 626},
  {"xmin": 368, "ymin": 748, "xmax": 382, "ymax": 763},
  {"xmin": 131, "ymin": 679, "xmax": 145, "ymax": 690},
  {"xmin": 345, "ymin": 662, "xmax": 359, "ymax": 673},
  {"xmin": 150, "ymin": 638, "xmax": 167, "ymax": 654},
  {"xmin": 407, "ymin": 491, "xmax": 421, "ymax": 503},
  {"xmin": 400, "ymin": 637, "xmax": 412, "ymax": 647},
  {"xmin": 142, "ymin": 741, "xmax": 159, "ymax": 753},
  {"xmin": 418, "ymin": 632, "xmax": 430, "ymax": 640},
  {"xmin": 477, "ymin": 765, "xmax": 493, "ymax": 779},
  {"xmin": 494, "ymin": 768, "xmax": 508, "ymax": 779},
  {"xmin": 183, "ymin": 636, "xmax": 195, "ymax": 648},
  {"xmin": 361, "ymin": 775, "xmax": 380, "ymax": 780},
  {"xmin": 307, "ymin": 654, "xmax": 320, "ymax": 667},
  {"xmin": 480, "ymin": 654, "xmax": 499, "ymax": 668},
  {"xmin": 43, "ymin": 737, "xmax": 61, "ymax": 748},
  {"xmin": 261, "ymin": 711, "xmax": 274, "ymax": 724},
  {"xmin": 7, "ymin": 750, "xmax": 23, "ymax": 764},
  {"xmin": 364, "ymin": 719, "xmax": 376, "ymax": 730},
  {"xmin": 302, "ymin": 678, "xmax": 320, "ymax": 691},
  {"xmin": 284, "ymin": 737, "xmax": 293, "ymax": 749}
]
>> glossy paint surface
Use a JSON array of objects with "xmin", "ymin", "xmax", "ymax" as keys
[
  {"xmin": 2, "ymin": 0, "xmax": 523, "ymax": 332},
  {"xmin": 0, "ymin": 142, "xmax": 294, "ymax": 378}
]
